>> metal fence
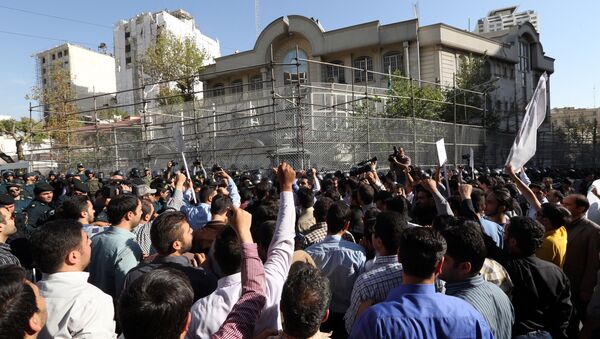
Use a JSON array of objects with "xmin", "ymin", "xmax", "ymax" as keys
[{"xmin": 28, "ymin": 53, "xmax": 529, "ymax": 173}]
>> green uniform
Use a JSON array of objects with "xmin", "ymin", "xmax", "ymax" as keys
[{"xmin": 87, "ymin": 178, "xmax": 103, "ymax": 195}]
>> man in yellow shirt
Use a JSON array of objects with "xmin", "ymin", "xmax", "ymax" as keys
[{"xmin": 535, "ymin": 203, "xmax": 570, "ymax": 268}]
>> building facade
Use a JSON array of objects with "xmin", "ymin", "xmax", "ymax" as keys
[
  {"xmin": 200, "ymin": 15, "xmax": 553, "ymax": 132},
  {"xmin": 113, "ymin": 9, "xmax": 221, "ymax": 111},
  {"xmin": 35, "ymin": 43, "xmax": 116, "ymax": 114},
  {"xmin": 551, "ymin": 107, "xmax": 600, "ymax": 130},
  {"xmin": 476, "ymin": 6, "xmax": 539, "ymax": 33}
]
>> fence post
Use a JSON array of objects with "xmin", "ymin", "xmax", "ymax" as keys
[
  {"xmin": 483, "ymin": 92, "xmax": 487, "ymax": 167},
  {"xmin": 140, "ymin": 64, "xmax": 150, "ymax": 169},
  {"xmin": 453, "ymin": 73, "xmax": 458, "ymax": 168},
  {"xmin": 410, "ymin": 77, "xmax": 417, "ymax": 165},
  {"xmin": 364, "ymin": 58, "xmax": 371, "ymax": 158},
  {"xmin": 295, "ymin": 45, "xmax": 305, "ymax": 169},
  {"xmin": 270, "ymin": 44, "xmax": 279, "ymax": 165},
  {"xmin": 92, "ymin": 88, "xmax": 100, "ymax": 171},
  {"xmin": 212, "ymin": 103, "xmax": 217, "ymax": 164}
]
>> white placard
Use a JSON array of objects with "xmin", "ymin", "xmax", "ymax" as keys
[
  {"xmin": 436, "ymin": 138, "xmax": 447, "ymax": 166},
  {"xmin": 587, "ymin": 179, "xmax": 600, "ymax": 225}
]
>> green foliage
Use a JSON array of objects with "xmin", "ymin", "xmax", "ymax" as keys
[
  {"xmin": 0, "ymin": 118, "xmax": 47, "ymax": 160},
  {"xmin": 385, "ymin": 72, "xmax": 446, "ymax": 120},
  {"xmin": 555, "ymin": 116, "xmax": 595, "ymax": 144},
  {"xmin": 141, "ymin": 30, "xmax": 206, "ymax": 103}
]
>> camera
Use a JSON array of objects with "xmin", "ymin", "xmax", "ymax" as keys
[
  {"xmin": 388, "ymin": 146, "xmax": 401, "ymax": 162},
  {"xmin": 193, "ymin": 158, "xmax": 202, "ymax": 167},
  {"xmin": 212, "ymin": 164, "xmax": 223, "ymax": 173},
  {"xmin": 349, "ymin": 157, "xmax": 377, "ymax": 176}
]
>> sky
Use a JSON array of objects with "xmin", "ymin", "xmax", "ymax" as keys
[{"xmin": 0, "ymin": 0, "xmax": 598, "ymax": 119}]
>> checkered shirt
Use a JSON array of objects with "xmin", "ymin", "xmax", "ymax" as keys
[
  {"xmin": 301, "ymin": 222, "xmax": 328, "ymax": 248},
  {"xmin": 480, "ymin": 258, "xmax": 513, "ymax": 296},
  {"xmin": 344, "ymin": 255, "xmax": 403, "ymax": 333}
]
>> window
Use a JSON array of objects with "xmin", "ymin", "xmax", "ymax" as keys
[
  {"xmin": 42, "ymin": 68, "xmax": 46, "ymax": 74},
  {"xmin": 249, "ymin": 75, "xmax": 263, "ymax": 91},
  {"xmin": 125, "ymin": 57, "xmax": 132, "ymax": 65},
  {"xmin": 64, "ymin": 49, "xmax": 68, "ymax": 56},
  {"xmin": 52, "ymin": 54, "xmax": 56, "ymax": 60},
  {"xmin": 42, "ymin": 57, "xmax": 46, "ymax": 64},
  {"xmin": 125, "ymin": 44, "xmax": 131, "ymax": 53},
  {"xmin": 382, "ymin": 52, "xmax": 402, "ymax": 74},
  {"xmin": 353, "ymin": 56, "xmax": 373, "ymax": 82},
  {"xmin": 518, "ymin": 40, "xmax": 530, "ymax": 87},
  {"xmin": 283, "ymin": 49, "xmax": 308, "ymax": 85},
  {"xmin": 231, "ymin": 79, "xmax": 243, "ymax": 94},
  {"xmin": 212, "ymin": 84, "xmax": 225, "ymax": 97},
  {"xmin": 58, "ymin": 51, "xmax": 63, "ymax": 58},
  {"xmin": 125, "ymin": 31, "xmax": 130, "ymax": 39},
  {"xmin": 323, "ymin": 60, "xmax": 345, "ymax": 83}
]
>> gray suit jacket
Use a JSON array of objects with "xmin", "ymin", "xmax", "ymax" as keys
[{"xmin": 564, "ymin": 217, "xmax": 600, "ymax": 303}]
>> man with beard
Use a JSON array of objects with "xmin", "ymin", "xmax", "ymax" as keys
[
  {"xmin": 122, "ymin": 211, "xmax": 217, "ymax": 301},
  {"xmin": 482, "ymin": 188, "xmax": 513, "ymax": 236},
  {"xmin": 410, "ymin": 179, "xmax": 449, "ymax": 226}
]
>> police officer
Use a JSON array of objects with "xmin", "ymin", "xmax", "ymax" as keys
[
  {"xmin": 85, "ymin": 169, "xmax": 102, "ymax": 196},
  {"xmin": 76, "ymin": 163, "xmax": 86, "ymax": 182},
  {"xmin": 0, "ymin": 171, "xmax": 15, "ymax": 194},
  {"xmin": 22, "ymin": 173, "xmax": 37, "ymax": 199},
  {"xmin": 128, "ymin": 168, "xmax": 145, "ymax": 185},
  {"xmin": 6, "ymin": 183, "xmax": 31, "ymax": 215},
  {"xmin": 23, "ymin": 182, "xmax": 55, "ymax": 235}
]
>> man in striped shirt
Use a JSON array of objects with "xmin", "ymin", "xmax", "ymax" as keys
[
  {"xmin": 0, "ymin": 200, "xmax": 20, "ymax": 266},
  {"xmin": 440, "ymin": 220, "xmax": 515, "ymax": 339}
]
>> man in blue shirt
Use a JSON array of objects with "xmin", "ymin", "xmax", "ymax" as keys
[
  {"xmin": 306, "ymin": 200, "xmax": 366, "ymax": 338},
  {"xmin": 350, "ymin": 227, "xmax": 494, "ymax": 339}
]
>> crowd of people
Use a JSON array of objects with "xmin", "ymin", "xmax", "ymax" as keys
[{"xmin": 1, "ymin": 152, "xmax": 600, "ymax": 339}]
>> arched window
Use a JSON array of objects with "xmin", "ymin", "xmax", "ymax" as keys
[
  {"xmin": 323, "ymin": 60, "xmax": 345, "ymax": 83},
  {"xmin": 382, "ymin": 52, "xmax": 402, "ymax": 75},
  {"xmin": 249, "ymin": 75, "xmax": 263, "ymax": 91},
  {"xmin": 231, "ymin": 79, "xmax": 243, "ymax": 94},
  {"xmin": 283, "ymin": 49, "xmax": 308, "ymax": 84},
  {"xmin": 353, "ymin": 56, "xmax": 373, "ymax": 82}
]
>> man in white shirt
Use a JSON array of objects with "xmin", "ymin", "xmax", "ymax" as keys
[
  {"xmin": 30, "ymin": 219, "xmax": 116, "ymax": 338},
  {"xmin": 187, "ymin": 162, "xmax": 296, "ymax": 337}
]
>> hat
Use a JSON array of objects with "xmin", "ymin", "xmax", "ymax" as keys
[
  {"xmin": 0, "ymin": 194, "xmax": 15, "ymax": 206},
  {"xmin": 77, "ymin": 163, "xmax": 84, "ymax": 168},
  {"xmin": 34, "ymin": 183, "xmax": 54, "ymax": 195},
  {"xmin": 73, "ymin": 180, "xmax": 89, "ymax": 193},
  {"xmin": 6, "ymin": 183, "xmax": 21, "ymax": 189},
  {"xmin": 136, "ymin": 185, "xmax": 156, "ymax": 197}
]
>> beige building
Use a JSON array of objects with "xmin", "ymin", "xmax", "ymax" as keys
[
  {"xmin": 476, "ymin": 6, "xmax": 539, "ymax": 34},
  {"xmin": 199, "ymin": 15, "xmax": 554, "ymax": 132},
  {"xmin": 35, "ymin": 43, "xmax": 116, "ymax": 115},
  {"xmin": 551, "ymin": 107, "xmax": 600, "ymax": 128}
]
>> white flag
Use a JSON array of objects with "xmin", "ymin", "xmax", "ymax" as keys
[
  {"xmin": 505, "ymin": 73, "xmax": 548, "ymax": 169},
  {"xmin": 435, "ymin": 138, "xmax": 447, "ymax": 166}
]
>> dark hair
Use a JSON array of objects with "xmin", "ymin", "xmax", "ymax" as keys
[
  {"xmin": 150, "ymin": 211, "xmax": 188, "ymax": 255},
  {"xmin": 357, "ymin": 184, "xmax": 375, "ymax": 205},
  {"xmin": 280, "ymin": 262, "xmax": 331, "ymax": 338},
  {"xmin": 375, "ymin": 190, "xmax": 392, "ymax": 204},
  {"xmin": 539, "ymin": 203, "xmax": 571, "ymax": 229},
  {"xmin": 297, "ymin": 187, "xmax": 315, "ymax": 209},
  {"xmin": 548, "ymin": 189, "xmax": 564, "ymax": 203},
  {"xmin": 210, "ymin": 194, "xmax": 233, "ymax": 215},
  {"xmin": 489, "ymin": 188, "xmax": 513, "ymax": 212},
  {"xmin": 118, "ymin": 268, "xmax": 193, "ymax": 339},
  {"xmin": 107, "ymin": 194, "xmax": 140, "ymax": 225},
  {"xmin": 326, "ymin": 201, "xmax": 351, "ymax": 234},
  {"xmin": 322, "ymin": 186, "xmax": 341, "ymax": 201},
  {"xmin": 313, "ymin": 197, "xmax": 333, "ymax": 223},
  {"xmin": 529, "ymin": 183, "xmax": 547, "ymax": 193},
  {"xmin": 440, "ymin": 221, "xmax": 487, "ymax": 273},
  {"xmin": 213, "ymin": 226, "xmax": 242, "ymax": 276},
  {"xmin": 506, "ymin": 216, "xmax": 545, "ymax": 256},
  {"xmin": 239, "ymin": 188, "xmax": 253, "ymax": 203},
  {"xmin": 569, "ymin": 194, "xmax": 590, "ymax": 212},
  {"xmin": 0, "ymin": 265, "xmax": 39, "ymax": 338},
  {"xmin": 58, "ymin": 195, "xmax": 90, "ymax": 220},
  {"xmin": 385, "ymin": 196, "xmax": 410, "ymax": 216},
  {"xmin": 253, "ymin": 220, "xmax": 276, "ymax": 252},
  {"xmin": 373, "ymin": 211, "xmax": 406, "ymax": 254},
  {"xmin": 30, "ymin": 219, "xmax": 83, "ymax": 274},
  {"xmin": 140, "ymin": 199, "xmax": 154, "ymax": 220},
  {"xmin": 251, "ymin": 200, "xmax": 279, "ymax": 229},
  {"xmin": 471, "ymin": 188, "xmax": 486, "ymax": 213},
  {"xmin": 199, "ymin": 186, "xmax": 216, "ymax": 203},
  {"xmin": 398, "ymin": 227, "xmax": 447, "ymax": 279}
]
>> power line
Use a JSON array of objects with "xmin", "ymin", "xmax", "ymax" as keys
[
  {"xmin": 0, "ymin": 4, "xmax": 112, "ymax": 29},
  {"xmin": 0, "ymin": 30, "xmax": 100, "ymax": 48}
]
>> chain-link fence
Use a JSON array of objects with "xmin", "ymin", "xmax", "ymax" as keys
[{"xmin": 29, "ymin": 53, "xmax": 577, "ymax": 173}]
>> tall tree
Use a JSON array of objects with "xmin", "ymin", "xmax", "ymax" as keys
[
  {"xmin": 0, "ymin": 118, "xmax": 46, "ymax": 161},
  {"xmin": 141, "ymin": 30, "xmax": 206, "ymax": 103},
  {"xmin": 385, "ymin": 71, "xmax": 446, "ymax": 120}
]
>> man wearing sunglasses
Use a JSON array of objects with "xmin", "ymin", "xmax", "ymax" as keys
[{"xmin": 6, "ymin": 183, "xmax": 31, "ymax": 215}]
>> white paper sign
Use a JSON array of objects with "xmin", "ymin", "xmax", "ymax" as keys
[
  {"xmin": 436, "ymin": 138, "xmax": 447, "ymax": 166},
  {"xmin": 587, "ymin": 179, "xmax": 600, "ymax": 225},
  {"xmin": 469, "ymin": 148, "xmax": 475, "ymax": 180},
  {"xmin": 173, "ymin": 124, "xmax": 185, "ymax": 153}
]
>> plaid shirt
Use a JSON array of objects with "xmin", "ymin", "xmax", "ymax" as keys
[
  {"xmin": 480, "ymin": 258, "xmax": 513, "ymax": 296},
  {"xmin": 0, "ymin": 242, "xmax": 20, "ymax": 266},
  {"xmin": 344, "ymin": 255, "xmax": 403, "ymax": 333},
  {"xmin": 299, "ymin": 222, "xmax": 356, "ymax": 250}
]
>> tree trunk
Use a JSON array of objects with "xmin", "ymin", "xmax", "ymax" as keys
[{"xmin": 16, "ymin": 139, "xmax": 24, "ymax": 161}]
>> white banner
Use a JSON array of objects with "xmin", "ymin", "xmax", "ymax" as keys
[
  {"xmin": 436, "ymin": 138, "xmax": 447, "ymax": 166},
  {"xmin": 505, "ymin": 73, "xmax": 548, "ymax": 169}
]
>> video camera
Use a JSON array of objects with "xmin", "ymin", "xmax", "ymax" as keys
[
  {"xmin": 349, "ymin": 157, "xmax": 377, "ymax": 176},
  {"xmin": 388, "ymin": 146, "xmax": 401, "ymax": 162},
  {"xmin": 193, "ymin": 158, "xmax": 202, "ymax": 167}
]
